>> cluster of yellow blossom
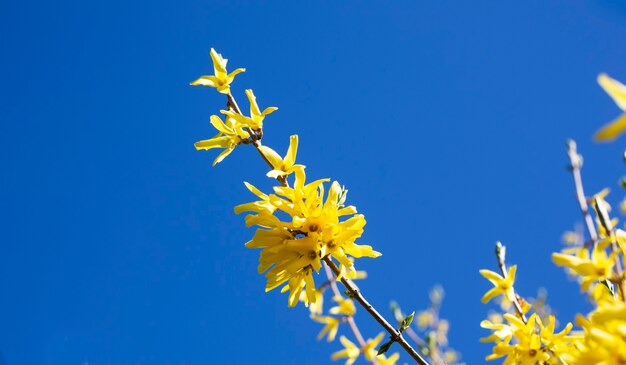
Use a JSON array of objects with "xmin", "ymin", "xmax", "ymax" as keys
[
  {"xmin": 192, "ymin": 47, "xmax": 401, "ymax": 365},
  {"xmin": 478, "ymin": 73, "xmax": 626, "ymax": 364},
  {"xmin": 236, "ymin": 167, "xmax": 381, "ymax": 306},
  {"xmin": 480, "ymin": 243, "xmax": 577, "ymax": 364},
  {"xmin": 191, "ymin": 48, "xmax": 277, "ymax": 165},
  {"xmin": 191, "ymin": 48, "xmax": 381, "ymax": 308}
]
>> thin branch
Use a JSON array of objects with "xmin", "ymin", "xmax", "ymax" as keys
[
  {"xmin": 566, "ymin": 140, "xmax": 598, "ymax": 245},
  {"xmin": 323, "ymin": 256, "xmax": 431, "ymax": 365}
]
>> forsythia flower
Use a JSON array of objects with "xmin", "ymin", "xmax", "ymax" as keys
[
  {"xmin": 311, "ymin": 315, "xmax": 342, "ymax": 342},
  {"xmin": 331, "ymin": 336, "xmax": 360, "ymax": 365},
  {"xmin": 329, "ymin": 296, "xmax": 356, "ymax": 316},
  {"xmin": 194, "ymin": 115, "xmax": 250, "ymax": 165},
  {"xmin": 258, "ymin": 135, "xmax": 305, "ymax": 178},
  {"xmin": 594, "ymin": 73, "xmax": 626, "ymax": 142},
  {"xmin": 482, "ymin": 313, "xmax": 575, "ymax": 364},
  {"xmin": 479, "ymin": 265, "xmax": 517, "ymax": 303},
  {"xmin": 223, "ymin": 89, "xmax": 278, "ymax": 131},
  {"xmin": 236, "ymin": 168, "xmax": 381, "ymax": 306},
  {"xmin": 552, "ymin": 243, "xmax": 618, "ymax": 292},
  {"xmin": 190, "ymin": 48, "xmax": 245, "ymax": 94},
  {"xmin": 566, "ymin": 301, "xmax": 626, "ymax": 364},
  {"xmin": 362, "ymin": 333, "xmax": 385, "ymax": 362}
]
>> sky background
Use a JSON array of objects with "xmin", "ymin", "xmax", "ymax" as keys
[{"xmin": 2, "ymin": 1, "xmax": 626, "ymax": 364}]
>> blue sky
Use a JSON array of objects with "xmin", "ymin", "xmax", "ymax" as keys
[{"xmin": 2, "ymin": 1, "xmax": 626, "ymax": 364}]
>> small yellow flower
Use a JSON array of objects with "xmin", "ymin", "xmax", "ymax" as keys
[
  {"xmin": 190, "ymin": 48, "xmax": 245, "ymax": 94},
  {"xmin": 329, "ymin": 296, "xmax": 356, "ymax": 317},
  {"xmin": 594, "ymin": 73, "xmax": 626, "ymax": 142},
  {"xmin": 552, "ymin": 244, "xmax": 617, "ymax": 292},
  {"xmin": 311, "ymin": 315, "xmax": 341, "ymax": 342},
  {"xmin": 479, "ymin": 265, "xmax": 517, "ymax": 303},
  {"xmin": 258, "ymin": 135, "xmax": 305, "ymax": 178},
  {"xmin": 362, "ymin": 332, "xmax": 385, "ymax": 361},
  {"xmin": 194, "ymin": 115, "xmax": 250, "ymax": 166},
  {"xmin": 331, "ymin": 336, "xmax": 361, "ymax": 365},
  {"xmin": 222, "ymin": 89, "xmax": 277, "ymax": 130}
]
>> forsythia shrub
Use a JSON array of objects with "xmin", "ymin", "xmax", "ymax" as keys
[{"xmin": 191, "ymin": 48, "xmax": 626, "ymax": 365}]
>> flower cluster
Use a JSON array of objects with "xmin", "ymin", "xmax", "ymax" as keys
[
  {"xmin": 236, "ymin": 167, "xmax": 381, "ymax": 306},
  {"xmin": 479, "ymin": 242, "xmax": 577, "ymax": 364}
]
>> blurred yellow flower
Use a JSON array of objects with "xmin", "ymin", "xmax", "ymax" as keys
[
  {"xmin": 331, "ymin": 336, "xmax": 360, "ymax": 365},
  {"xmin": 329, "ymin": 296, "xmax": 356, "ymax": 317},
  {"xmin": 594, "ymin": 73, "xmax": 626, "ymax": 142},
  {"xmin": 311, "ymin": 315, "xmax": 341, "ymax": 342}
]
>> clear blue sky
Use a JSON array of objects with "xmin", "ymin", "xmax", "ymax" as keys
[{"xmin": 2, "ymin": 1, "xmax": 626, "ymax": 364}]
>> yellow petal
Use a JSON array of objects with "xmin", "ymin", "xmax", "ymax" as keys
[
  {"xmin": 598, "ymin": 73, "xmax": 626, "ymax": 110},
  {"xmin": 194, "ymin": 136, "xmax": 230, "ymax": 150},
  {"xmin": 210, "ymin": 48, "xmax": 228, "ymax": 75},
  {"xmin": 284, "ymin": 135, "xmax": 299, "ymax": 167},
  {"xmin": 190, "ymin": 75, "xmax": 218, "ymax": 87},
  {"xmin": 209, "ymin": 115, "xmax": 233, "ymax": 135},
  {"xmin": 258, "ymin": 145, "xmax": 283, "ymax": 169},
  {"xmin": 245, "ymin": 89, "xmax": 261, "ymax": 116},
  {"xmin": 594, "ymin": 113, "xmax": 626, "ymax": 142},
  {"xmin": 212, "ymin": 146, "xmax": 235, "ymax": 165}
]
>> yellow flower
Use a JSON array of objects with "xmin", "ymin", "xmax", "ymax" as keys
[
  {"xmin": 331, "ymin": 336, "xmax": 360, "ymax": 365},
  {"xmin": 552, "ymin": 243, "xmax": 617, "ymax": 292},
  {"xmin": 235, "ymin": 169, "xmax": 380, "ymax": 306},
  {"xmin": 362, "ymin": 332, "xmax": 385, "ymax": 361},
  {"xmin": 258, "ymin": 135, "xmax": 305, "ymax": 178},
  {"xmin": 222, "ymin": 89, "xmax": 278, "ymax": 130},
  {"xmin": 190, "ymin": 48, "xmax": 245, "ymax": 94},
  {"xmin": 329, "ymin": 296, "xmax": 356, "ymax": 317},
  {"xmin": 194, "ymin": 115, "xmax": 250, "ymax": 165},
  {"xmin": 594, "ymin": 73, "xmax": 626, "ymax": 142},
  {"xmin": 479, "ymin": 265, "xmax": 517, "ymax": 303},
  {"xmin": 311, "ymin": 315, "xmax": 342, "ymax": 342},
  {"xmin": 484, "ymin": 314, "xmax": 551, "ymax": 364},
  {"xmin": 569, "ymin": 301, "xmax": 626, "ymax": 364}
]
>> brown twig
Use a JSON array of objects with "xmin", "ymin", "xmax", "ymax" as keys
[{"xmin": 323, "ymin": 256, "xmax": 430, "ymax": 365}]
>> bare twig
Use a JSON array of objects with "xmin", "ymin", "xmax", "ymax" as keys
[{"xmin": 566, "ymin": 140, "xmax": 598, "ymax": 245}]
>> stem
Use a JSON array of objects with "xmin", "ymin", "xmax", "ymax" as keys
[
  {"xmin": 566, "ymin": 140, "xmax": 598, "ymax": 245},
  {"xmin": 323, "ymin": 257, "xmax": 430, "ymax": 365}
]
